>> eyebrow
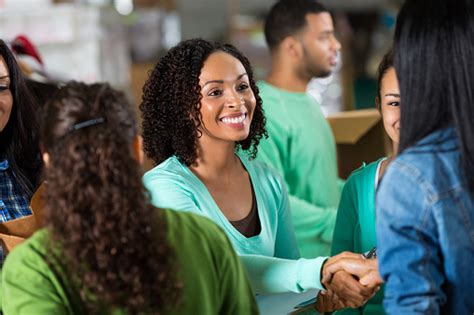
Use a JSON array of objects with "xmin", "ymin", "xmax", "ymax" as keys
[
  {"xmin": 319, "ymin": 30, "xmax": 334, "ymax": 36},
  {"xmin": 384, "ymin": 93, "xmax": 400, "ymax": 97},
  {"xmin": 0, "ymin": 75, "xmax": 9, "ymax": 79},
  {"xmin": 203, "ymin": 73, "xmax": 248, "ymax": 87}
]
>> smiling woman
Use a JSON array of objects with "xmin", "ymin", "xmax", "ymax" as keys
[
  {"xmin": 140, "ymin": 39, "xmax": 266, "ymax": 167},
  {"xmin": 0, "ymin": 58, "xmax": 13, "ymax": 132},
  {"xmin": 0, "ymin": 40, "xmax": 41, "ymax": 225},
  {"xmin": 330, "ymin": 48, "xmax": 400, "ymax": 315},
  {"xmin": 196, "ymin": 51, "xmax": 256, "ymax": 147},
  {"xmin": 140, "ymin": 38, "xmax": 351, "ymax": 296}
]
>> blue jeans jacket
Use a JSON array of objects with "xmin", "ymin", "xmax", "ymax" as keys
[{"xmin": 376, "ymin": 127, "xmax": 474, "ymax": 315}]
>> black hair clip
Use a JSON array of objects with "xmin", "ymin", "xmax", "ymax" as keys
[{"xmin": 69, "ymin": 117, "xmax": 105, "ymax": 131}]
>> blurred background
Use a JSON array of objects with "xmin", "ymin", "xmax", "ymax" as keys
[
  {"xmin": 0, "ymin": 0, "xmax": 402, "ymax": 173},
  {"xmin": 0, "ymin": 0, "xmax": 402, "ymax": 113}
]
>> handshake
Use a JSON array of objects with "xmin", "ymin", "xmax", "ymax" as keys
[{"xmin": 315, "ymin": 251, "xmax": 383, "ymax": 313}]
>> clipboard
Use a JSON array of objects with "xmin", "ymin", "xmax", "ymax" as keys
[{"xmin": 256, "ymin": 289, "xmax": 319, "ymax": 315}]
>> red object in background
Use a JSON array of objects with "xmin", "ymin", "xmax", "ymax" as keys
[{"xmin": 11, "ymin": 35, "xmax": 44, "ymax": 66}]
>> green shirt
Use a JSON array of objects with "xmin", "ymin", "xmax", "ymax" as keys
[
  {"xmin": 256, "ymin": 81, "xmax": 342, "ymax": 258},
  {"xmin": 331, "ymin": 158, "xmax": 385, "ymax": 315},
  {"xmin": 1, "ymin": 209, "xmax": 258, "ymax": 315},
  {"xmin": 143, "ymin": 154, "xmax": 328, "ymax": 294}
]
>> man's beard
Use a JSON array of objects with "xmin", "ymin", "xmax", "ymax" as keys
[{"xmin": 299, "ymin": 45, "xmax": 332, "ymax": 79}]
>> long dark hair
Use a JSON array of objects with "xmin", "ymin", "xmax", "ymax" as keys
[
  {"xmin": 41, "ymin": 82, "xmax": 181, "ymax": 313},
  {"xmin": 140, "ymin": 38, "xmax": 266, "ymax": 166},
  {"xmin": 395, "ymin": 0, "xmax": 474, "ymax": 193},
  {"xmin": 0, "ymin": 39, "xmax": 41, "ymax": 199}
]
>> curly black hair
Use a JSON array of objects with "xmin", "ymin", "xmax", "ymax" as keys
[
  {"xmin": 140, "ymin": 38, "xmax": 266, "ymax": 166},
  {"xmin": 41, "ymin": 82, "xmax": 181, "ymax": 314}
]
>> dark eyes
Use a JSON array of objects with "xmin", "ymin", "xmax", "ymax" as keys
[
  {"xmin": 237, "ymin": 83, "xmax": 249, "ymax": 91},
  {"xmin": 207, "ymin": 83, "xmax": 249, "ymax": 97},
  {"xmin": 387, "ymin": 101, "xmax": 400, "ymax": 107},
  {"xmin": 208, "ymin": 89, "xmax": 223, "ymax": 97},
  {"xmin": 0, "ymin": 84, "xmax": 10, "ymax": 92}
]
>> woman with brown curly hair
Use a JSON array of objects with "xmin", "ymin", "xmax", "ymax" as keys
[
  {"xmin": 141, "ymin": 38, "xmax": 351, "ymax": 295},
  {"xmin": 1, "ymin": 81, "xmax": 258, "ymax": 314}
]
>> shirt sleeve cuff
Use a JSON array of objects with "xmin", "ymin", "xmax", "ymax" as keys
[{"xmin": 296, "ymin": 256, "xmax": 329, "ymax": 290}]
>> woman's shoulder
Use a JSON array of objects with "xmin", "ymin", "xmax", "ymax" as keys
[
  {"xmin": 145, "ymin": 156, "xmax": 183, "ymax": 174},
  {"xmin": 244, "ymin": 156, "xmax": 282, "ymax": 180},
  {"xmin": 243, "ymin": 156, "xmax": 285, "ymax": 191},
  {"xmin": 2, "ymin": 229, "xmax": 50, "ymax": 272},
  {"xmin": 143, "ymin": 156, "xmax": 189, "ymax": 184},
  {"xmin": 346, "ymin": 158, "xmax": 384, "ymax": 187}
]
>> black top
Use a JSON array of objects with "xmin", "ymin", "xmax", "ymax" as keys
[{"xmin": 229, "ymin": 185, "xmax": 261, "ymax": 238}]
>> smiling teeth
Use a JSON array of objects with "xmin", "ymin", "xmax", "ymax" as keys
[{"xmin": 221, "ymin": 114, "xmax": 246, "ymax": 124}]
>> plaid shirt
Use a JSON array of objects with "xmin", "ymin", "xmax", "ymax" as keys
[
  {"xmin": 0, "ymin": 159, "xmax": 32, "ymax": 222},
  {"xmin": 0, "ymin": 158, "xmax": 32, "ymax": 265}
]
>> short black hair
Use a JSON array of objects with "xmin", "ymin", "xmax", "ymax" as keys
[{"xmin": 264, "ymin": 0, "xmax": 328, "ymax": 51}]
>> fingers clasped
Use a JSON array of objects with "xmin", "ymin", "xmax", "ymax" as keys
[{"xmin": 318, "ymin": 252, "xmax": 383, "ymax": 309}]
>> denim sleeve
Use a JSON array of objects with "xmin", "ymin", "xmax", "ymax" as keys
[{"xmin": 376, "ymin": 161, "xmax": 446, "ymax": 315}]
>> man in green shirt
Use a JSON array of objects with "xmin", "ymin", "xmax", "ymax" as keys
[{"xmin": 257, "ymin": 0, "xmax": 342, "ymax": 259}]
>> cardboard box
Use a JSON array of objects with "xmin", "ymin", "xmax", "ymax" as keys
[
  {"xmin": 0, "ymin": 234, "xmax": 25, "ymax": 254},
  {"xmin": 0, "ymin": 184, "xmax": 44, "ymax": 254},
  {"xmin": 327, "ymin": 109, "xmax": 388, "ymax": 179}
]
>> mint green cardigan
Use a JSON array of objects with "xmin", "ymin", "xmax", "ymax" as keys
[{"xmin": 143, "ymin": 154, "xmax": 328, "ymax": 295}]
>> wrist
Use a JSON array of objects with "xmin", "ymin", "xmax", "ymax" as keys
[{"xmin": 320, "ymin": 258, "xmax": 329, "ymax": 290}]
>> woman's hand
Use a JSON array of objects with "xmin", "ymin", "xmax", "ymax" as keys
[
  {"xmin": 315, "ymin": 290, "xmax": 345, "ymax": 313},
  {"xmin": 319, "ymin": 252, "xmax": 383, "ymax": 308},
  {"xmin": 322, "ymin": 253, "xmax": 383, "ymax": 288},
  {"xmin": 324, "ymin": 270, "xmax": 378, "ymax": 308}
]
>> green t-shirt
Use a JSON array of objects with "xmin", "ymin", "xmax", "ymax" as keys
[
  {"xmin": 256, "ymin": 81, "xmax": 342, "ymax": 258},
  {"xmin": 331, "ymin": 158, "xmax": 385, "ymax": 315},
  {"xmin": 1, "ymin": 209, "xmax": 258, "ymax": 315}
]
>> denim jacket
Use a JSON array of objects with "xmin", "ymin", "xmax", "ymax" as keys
[{"xmin": 376, "ymin": 127, "xmax": 474, "ymax": 315}]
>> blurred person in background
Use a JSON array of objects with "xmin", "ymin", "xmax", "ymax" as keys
[
  {"xmin": 0, "ymin": 39, "xmax": 43, "ymax": 314},
  {"xmin": 0, "ymin": 40, "xmax": 42, "ymax": 265},
  {"xmin": 0, "ymin": 39, "xmax": 41, "ymax": 224},
  {"xmin": 257, "ymin": 0, "xmax": 343, "ymax": 260}
]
